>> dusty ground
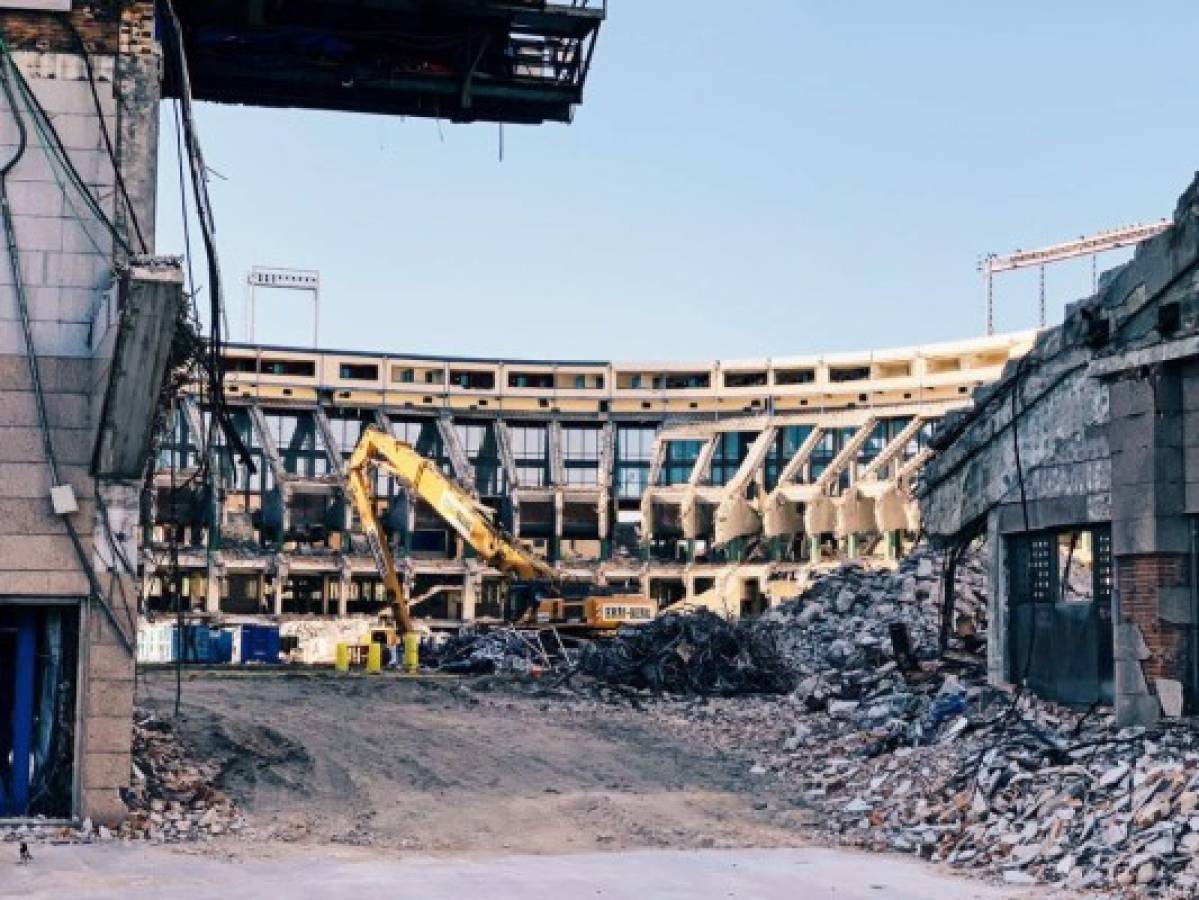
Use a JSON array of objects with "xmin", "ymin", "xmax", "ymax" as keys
[
  {"xmin": 137, "ymin": 668, "xmax": 808, "ymax": 855},
  {"xmin": 5, "ymin": 845, "xmax": 1053, "ymax": 900}
]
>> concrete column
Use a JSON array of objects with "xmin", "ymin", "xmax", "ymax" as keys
[
  {"xmin": 338, "ymin": 568, "xmax": 351, "ymax": 618},
  {"xmin": 321, "ymin": 576, "xmax": 331, "ymax": 616},
  {"xmin": 808, "ymin": 534, "xmax": 820, "ymax": 564},
  {"xmin": 551, "ymin": 490, "xmax": 564, "ymax": 563},
  {"xmin": 204, "ymin": 556, "xmax": 221, "ymax": 614},
  {"xmin": 187, "ymin": 573, "xmax": 205, "ymax": 613},
  {"xmin": 986, "ymin": 512, "xmax": 1007, "ymax": 687},
  {"xmin": 403, "ymin": 491, "xmax": 415, "ymax": 554},
  {"xmin": 846, "ymin": 534, "xmax": 858, "ymax": 560},
  {"xmin": 1109, "ymin": 366, "xmax": 1189, "ymax": 724},
  {"xmin": 271, "ymin": 559, "xmax": 289, "ymax": 616},
  {"xmin": 461, "ymin": 573, "xmax": 479, "ymax": 622}
]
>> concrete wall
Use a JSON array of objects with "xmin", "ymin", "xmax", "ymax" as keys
[
  {"xmin": 921, "ymin": 173, "xmax": 1199, "ymax": 726},
  {"xmin": 0, "ymin": 2, "xmax": 159, "ymax": 824}
]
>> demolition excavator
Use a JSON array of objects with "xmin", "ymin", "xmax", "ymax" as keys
[{"xmin": 344, "ymin": 427, "xmax": 656, "ymax": 667}]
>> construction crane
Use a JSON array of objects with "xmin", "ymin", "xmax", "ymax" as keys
[
  {"xmin": 344, "ymin": 427, "xmax": 655, "ymax": 664},
  {"xmin": 981, "ymin": 220, "xmax": 1170, "ymax": 334}
]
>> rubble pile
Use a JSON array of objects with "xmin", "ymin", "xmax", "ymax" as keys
[
  {"xmin": 425, "ymin": 627, "xmax": 549, "ymax": 674},
  {"xmin": 577, "ymin": 609, "xmax": 794, "ymax": 695},
  {"xmin": 601, "ymin": 548, "xmax": 1199, "ymax": 895},
  {"xmin": 119, "ymin": 710, "xmax": 244, "ymax": 842},
  {"xmin": 1, "ymin": 711, "xmax": 242, "ymax": 847},
  {"xmin": 575, "ymin": 548, "xmax": 984, "ymax": 703},
  {"xmin": 759, "ymin": 549, "xmax": 987, "ymax": 738},
  {"xmin": 767, "ymin": 549, "xmax": 987, "ymax": 673},
  {"xmin": 645, "ymin": 685, "xmax": 1199, "ymax": 894}
]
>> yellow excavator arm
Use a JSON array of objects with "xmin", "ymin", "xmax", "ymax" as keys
[{"xmin": 345, "ymin": 426, "xmax": 555, "ymax": 635}]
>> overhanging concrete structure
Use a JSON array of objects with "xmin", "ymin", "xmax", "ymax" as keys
[{"xmin": 165, "ymin": 0, "xmax": 605, "ymax": 123}]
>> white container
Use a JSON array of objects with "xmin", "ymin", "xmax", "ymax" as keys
[{"xmin": 137, "ymin": 621, "xmax": 176, "ymax": 663}]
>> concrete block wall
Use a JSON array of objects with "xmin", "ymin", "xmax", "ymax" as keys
[
  {"xmin": 0, "ymin": 1, "xmax": 158, "ymax": 824},
  {"xmin": 1107, "ymin": 366, "xmax": 1192, "ymax": 723}
]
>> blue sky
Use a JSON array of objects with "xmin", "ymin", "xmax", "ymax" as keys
[{"xmin": 154, "ymin": 2, "xmax": 1199, "ymax": 361}]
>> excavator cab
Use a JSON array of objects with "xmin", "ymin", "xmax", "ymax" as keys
[
  {"xmin": 506, "ymin": 580, "xmax": 657, "ymax": 631},
  {"xmin": 506, "ymin": 579, "xmax": 556, "ymax": 624}
]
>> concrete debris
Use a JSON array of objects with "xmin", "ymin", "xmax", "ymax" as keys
[
  {"xmin": 762, "ymin": 550, "xmax": 987, "ymax": 702},
  {"xmin": 120, "ymin": 711, "xmax": 244, "ymax": 843},
  {"xmin": 576, "ymin": 547, "xmax": 1199, "ymax": 896},
  {"xmin": 0, "ymin": 710, "xmax": 242, "ymax": 847}
]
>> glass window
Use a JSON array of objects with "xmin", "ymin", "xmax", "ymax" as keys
[
  {"xmin": 339, "ymin": 363, "xmax": 378, "ymax": 381},
  {"xmin": 565, "ymin": 468, "xmax": 598, "ymax": 486},
  {"xmin": 563, "ymin": 427, "xmax": 600, "ymax": 461},
  {"xmin": 510, "ymin": 425, "xmax": 548, "ymax": 488},
  {"xmin": 660, "ymin": 439, "xmax": 703, "ymax": 486},
  {"xmin": 617, "ymin": 467, "xmax": 648, "ymax": 499},
  {"xmin": 617, "ymin": 427, "xmax": 656, "ymax": 462}
]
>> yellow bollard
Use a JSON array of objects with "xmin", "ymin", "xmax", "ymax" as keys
[
  {"xmin": 402, "ymin": 632, "xmax": 420, "ymax": 674},
  {"xmin": 335, "ymin": 642, "xmax": 349, "ymax": 673},
  {"xmin": 366, "ymin": 641, "xmax": 382, "ymax": 674}
]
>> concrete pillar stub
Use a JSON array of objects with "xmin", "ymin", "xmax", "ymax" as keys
[
  {"xmin": 271, "ymin": 557, "xmax": 288, "ymax": 616},
  {"xmin": 338, "ymin": 566, "xmax": 351, "ymax": 618},
  {"xmin": 461, "ymin": 571, "xmax": 478, "ymax": 621}
]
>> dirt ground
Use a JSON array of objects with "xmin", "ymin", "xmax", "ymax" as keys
[{"xmin": 136, "ymin": 668, "xmax": 809, "ymax": 856}]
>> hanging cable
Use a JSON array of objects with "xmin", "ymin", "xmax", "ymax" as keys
[
  {"xmin": 160, "ymin": 0, "xmax": 253, "ymax": 474},
  {"xmin": 173, "ymin": 100, "xmax": 198, "ymax": 314},
  {"xmin": 0, "ymin": 39, "xmax": 130, "ymax": 255},
  {"xmin": 61, "ymin": 16, "xmax": 148, "ymax": 254}
]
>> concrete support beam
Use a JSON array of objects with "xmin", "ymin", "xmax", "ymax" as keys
[
  {"xmin": 248, "ymin": 404, "xmax": 287, "ymax": 487},
  {"xmin": 548, "ymin": 420, "xmax": 565, "ymax": 487},
  {"xmin": 437, "ymin": 414, "xmax": 474, "ymax": 491},
  {"xmin": 312, "ymin": 405, "xmax": 345, "ymax": 478}
]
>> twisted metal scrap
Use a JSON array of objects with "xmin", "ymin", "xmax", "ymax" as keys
[{"xmin": 578, "ymin": 611, "xmax": 795, "ymax": 696}]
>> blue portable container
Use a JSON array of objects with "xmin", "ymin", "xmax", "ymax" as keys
[
  {"xmin": 173, "ymin": 624, "xmax": 212, "ymax": 664},
  {"xmin": 240, "ymin": 624, "xmax": 281, "ymax": 664},
  {"xmin": 210, "ymin": 629, "xmax": 235, "ymax": 664}
]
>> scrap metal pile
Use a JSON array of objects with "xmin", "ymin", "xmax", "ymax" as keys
[
  {"xmin": 571, "ymin": 548, "xmax": 984, "ymax": 701},
  {"xmin": 424, "ymin": 627, "xmax": 554, "ymax": 675},
  {"xmin": 575, "ymin": 609, "xmax": 794, "ymax": 695}
]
